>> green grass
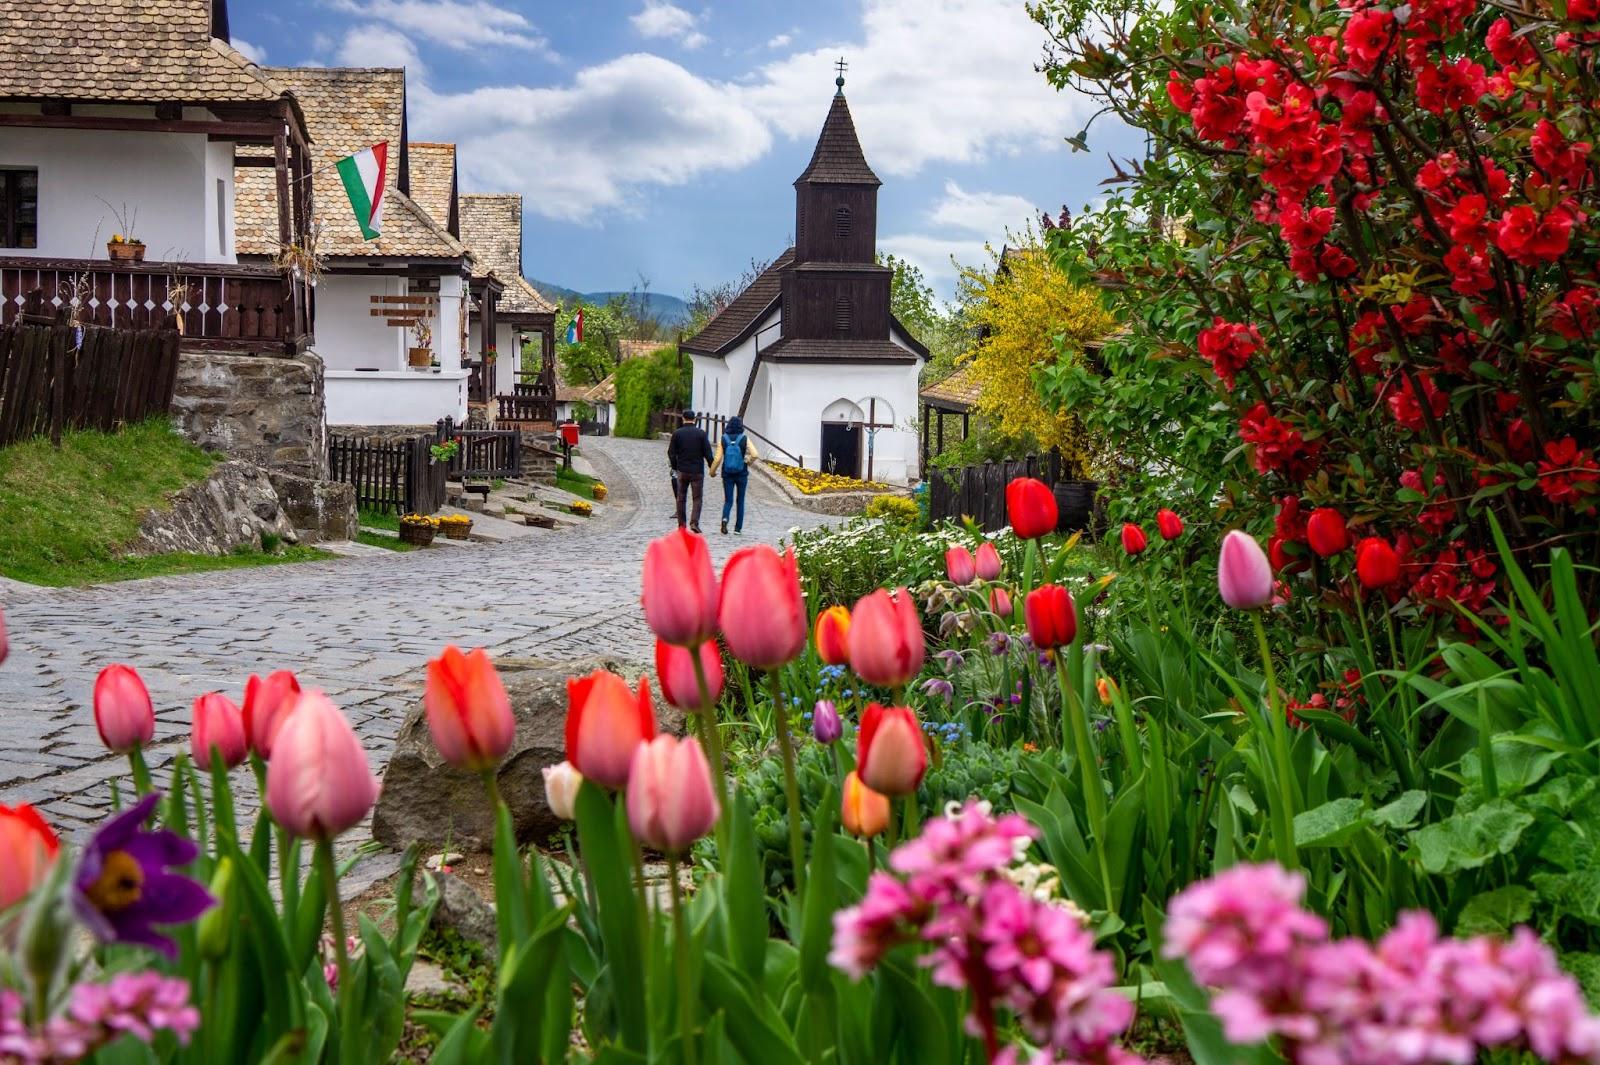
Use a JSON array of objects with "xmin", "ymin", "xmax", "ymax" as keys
[
  {"xmin": 359, "ymin": 506, "xmax": 402, "ymax": 531},
  {"xmin": 555, "ymin": 466, "xmax": 599, "ymax": 499},
  {"xmin": 356, "ymin": 529, "xmax": 416, "ymax": 552},
  {"xmin": 0, "ymin": 419, "xmax": 333, "ymax": 586}
]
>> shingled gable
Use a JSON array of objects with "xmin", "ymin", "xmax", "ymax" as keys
[
  {"xmin": 679, "ymin": 248, "xmax": 795, "ymax": 357},
  {"xmin": 458, "ymin": 193, "xmax": 556, "ymax": 316},
  {"xmin": 794, "ymin": 92, "xmax": 881, "ymax": 187},
  {"xmin": 408, "ymin": 143, "xmax": 459, "ymax": 238}
]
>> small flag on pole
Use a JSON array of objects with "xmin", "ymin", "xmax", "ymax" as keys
[
  {"xmin": 566, "ymin": 307, "xmax": 584, "ymax": 345},
  {"xmin": 336, "ymin": 142, "xmax": 388, "ymax": 240}
]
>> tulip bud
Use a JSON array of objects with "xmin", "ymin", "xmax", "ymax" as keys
[
  {"xmin": 1218, "ymin": 530, "xmax": 1275, "ymax": 609},
  {"xmin": 565, "ymin": 670, "xmax": 656, "ymax": 790},
  {"xmin": 642, "ymin": 529, "xmax": 719, "ymax": 647},
  {"xmin": 1005, "ymin": 477, "xmax": 1058, "ymax": 539},
  {"xmin": 264, "ymin": 691, "xmax": 381, "ymax": 841},
  {"xmin": 542, "ymin": 761, "xmax": 583, "ymax": 821},
  {"xmin": 655, "ymin": 638, "xmax": 723, "ymax": 712},
  {"xmin": 813, "ymin": 606, "xmax": 852, "ymax": 666},
  {"xmin": 1355, "ymin": 536, "xmax": 1401, "ymax": 589},
  {"xmin": 1156, "ymin": 509, "xmax": 1184, "ymax": 541},
  {"xmin": 812, "ymin": 700, "xmax": 842, "ymax": 744},
  {"xmin": 191, "ymin": 692, "xmax": 248, "ymax": 771},
  {"xmin": 719, "ymin": 546, "xmax": 807, "ymax": 670},
  {"xmin": 93, "ymin": 664, "xmax": 155, "ymax": 754},
  {"xmin": 848, "ymin": 588, "xmax": 925, "ymax": 688},
  {"xmin": 989, "ymin": 586, "xmax": 1013, "ymax": 618},
  {"xmin": 1305, "ymin": 508, "xmax": 1350, "ymax": 557},
  {"xmin": 945, "ymin": 545, "xmax": 977, "ymax": 586},
  {"xmin": 856, "ymin": 703, "xmax": 927, "ymax": 796},
  {"xmin": 0, "ymin": 803, "xmax": 59, "ymax": 910},
  {"xmin": 425, "ymin": 646, "xmax": 516, "ymax": 772},
  {"xmin": 242, "ymin": 670, "xmax": 302, "ymax": 758},
  {"xmin": 197, "ymin": 858, "xmax": 236, "ymax": 961},
  {"xmin": 1120, "ymin": 523, "xmax": 1148, "ymax": 555},
  {"xmin": 975, "ymin": 542, "xmax": 1003, "ymax": 581},
  {"xmin": 626, "ymin": 736, "xmax": 720, "ymax": 853},
  {"xmin": 1024, "ymin": 585, "xmax": 1078, "ymax": 650},
  {"xmin": 1096, "ymin": 677, "xmax": 1115, "ymax": 705},
  {"xmin": 840, "ymin": 771, "xmax": 891, "ymax": 838}
]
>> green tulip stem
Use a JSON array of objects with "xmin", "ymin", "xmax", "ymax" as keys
[
  {"xmin": 1055, "ymin": 652, "xmax": 1114, "ymax": 908},
  {"xmin": 668, "ymin": 853, "xmax": 697, "ymax": 1065},
  {"xmin": 1022, "ymin": 537, "xmax": 1039, "ymax": 599},
  {"xmin": 690, "ymin": 651, "xmax": 730, "ymax": 837},
  {"xmin": 1251, "ymin": 611, "xmax": 1300, "ymax": 869},
  {"xmin": 866, "ymin": 836, "xmax": 878, "ymax": 871},
  {"xmin": 768, "ymin": 671, "xmax": 807, "ymax": 894},
  {"xmin": 128, "ymin": 746, "xmax": 153, "ymax": 796},
  {"xmin": 902, "ymin": 795, "xmax": 920, "ymax": 840},
  {"xmin": 315, "ymin": 839, "xmax": 351, "ymax": 1008}
]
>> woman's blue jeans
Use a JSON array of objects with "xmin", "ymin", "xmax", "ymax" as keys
[{"xmin": 721, "ymin": 470, "xmax": 749, "ymax": 530}]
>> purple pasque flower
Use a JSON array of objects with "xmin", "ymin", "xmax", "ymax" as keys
[
  {"xmin": 73, "ymin": 793, "xmax": 213, "ymax": 959},
  {"xmin": 934, "ymin": 648, "xmax": 966, "ymax": 671},
  {"xmin": 920, "ymin": 677, "xmax": 955, "ymax": 702},
  {"xmin": 987, "ymin": 632, "xmax": 1012, "ymax": 656},
  {"xmin": 812, "ymin": 700, "xmax": 842, "ymax": 744}
]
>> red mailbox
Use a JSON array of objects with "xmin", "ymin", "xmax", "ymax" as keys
[{"xmin": 559, "ymin": 421, "xmax": 580, "ymax": 447}]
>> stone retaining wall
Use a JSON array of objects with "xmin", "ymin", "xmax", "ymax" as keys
[{"xmin": 171, "ymin": 351, "xmax": 327, "ymax": 479}]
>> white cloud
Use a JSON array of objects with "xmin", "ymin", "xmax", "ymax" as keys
[
  {"xmin": 412, "ymin": 54, "xmax": 769, "ymax": 222},
  {"xmin": 766, "ymin": 32, "xmax": 792, "ymax": 49},
  {"xmin": 630, "ymin": 1, "xmax": 708, "ymax": 49},
  {"xmin": 330, "ymin": 0, "xmax": 550, "ymax": 53},
  {"xmin": 928, "ymin": 182, "xmax": 1038, "ymax": 236},
  {"xmin": 335, "ymin": 24, "xmax": 426, "ymax": 71},
  {"xmin": 881, "ymin": 181, "xmax": 1039, "ymax": 291},
  {"xmin": 232, "ymin": 37, "xmax": 267, "ymax": 63}
]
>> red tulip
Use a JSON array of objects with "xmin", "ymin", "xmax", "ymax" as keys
[
  {"xmin": 191, "ymin": 692, "xmax": 247, "ymax": 771},
  {"xmin": 813, "ymin": 606, "xmax": 852, "ymax": 666},
  {"xmin": 718, "ymin": 546, "xmax": 807, "ymax": 670},
  {"xmin": 93, "ymin": 664, "xmax": 155, "ymax": 754},
  {"xmin": 242, "ymin": 670, "xmax": 302, "ymax": 758},
  {"xmin": 265, "ymin": 691, "xmax": 380, "ymax": 840},
  {"xmin": 565, "ymin": 670, "xmax": 657, "ymax": 790},
  {"xmin": 1156, "ymin": 509, "xmax": 1185, "ymax": 541},
  {"xmin": 655, "ymin": 638, "xmax": 723, "ymax": 712},
  {"xmin": 857, "ymin": 704, "xmax": 927, "ymax": 796},
  {"xmin": 0, "ymin": 605, "xmax": 8, "ymax": 666},
  {"xmin": 642, "ymin": 529, "xmax": 719, "ymax": 646},
  {"xmin": 1355, "ymin": 537, "xmax": 1401, "ymax": 589},
  {"xmin": 840, "ymin": 771, "xmax": 891, "ymax": 838},
  {"xmin": 1218, "ymin": 530, "xmax": 1274, "ymax": 609},
  {"xmin": 1006, "ymin": 477, "xmax": 1058, "ymax": 539},
  {"xmin": 989, "ymin": 586, "xmax": 1014, "ymax": 618},
  {"xmin": 975, "ymin": 542, "xmax": 1003, "ymax": 581},
  {"xmin": 1305, "ymin": 508, "xmax": 1350, "ymax": 558},
  {"xmin": 1024, "ymin": 585, "xmax": 1078, "ymax": 650},
  {"xmin": 0, "ymin": 803, "xmax": 59, "ymax": 910},
  {"xmin": 848, "ymin": 588, "xmax": 925, "ymax": 688},
  {"xmin": 425, "ymin": 646, "xmax": 516, "ymax": 772},
  {"xmin": 1120, "ymin": 523, "xmax": 1148, "ymax": 555},
  {"xmin": 945, "ymin": 545, "xmax": 977, "ymax": 586},
  {"xmin": 626, "ymin": 735, "xmax": 720, "ymax": 852}
]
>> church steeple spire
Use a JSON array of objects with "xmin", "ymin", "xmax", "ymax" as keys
[{"xmin": 794, "ymin": 80, "xmax": 880, "ymax": 188}]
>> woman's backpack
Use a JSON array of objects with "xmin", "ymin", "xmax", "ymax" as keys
[{"xmin": 723, "ymin": 433, "xmax": 747, "ymax": 474}]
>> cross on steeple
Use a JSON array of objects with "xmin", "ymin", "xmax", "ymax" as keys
[{"xmin": 834, "ymin": 56, "xmax": 848, "ymax": 93}]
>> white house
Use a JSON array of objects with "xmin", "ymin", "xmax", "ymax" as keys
[
  {"xmin": 458, "ymin": 192, "xmax": 557, "ymax": 421},
  {"xmin": 0, "ymin": 0, "xmax": 313, "ymax": 350},
  {"xmin": 680, "ymin": 81, "xmax": 926, "ymax": 485},
  {"xmin": 236, "ymin": 67, "xmax": 472, "ymax": 427}
]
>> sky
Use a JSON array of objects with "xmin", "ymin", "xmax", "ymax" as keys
[{"xmin": 228, "ymin": 0, "xmax": 1145, "ymax": 302}]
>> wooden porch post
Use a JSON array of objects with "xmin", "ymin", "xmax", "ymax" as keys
[
  {"xmin": 962, "ymin": 410, "xmax": 970, "ymax": 441},
  {"xmin": 937, "ymin": 410, "xmax": 945, "ymax": 455},
  {"xmin": 921, "ymin": 402, "xmax": 930, "ymax": 472},
  {"xmin": 273, "ymin": 127, "xmax": 292, "ymax": 248}
]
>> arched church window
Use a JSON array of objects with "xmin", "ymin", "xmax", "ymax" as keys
[
  {"xmin": 833, "ymin": 295, "xmax": 852, "ymax": 333},
  {"xmin": 834, "ymin": 205, "xmax": 852, "ymax": 238}
]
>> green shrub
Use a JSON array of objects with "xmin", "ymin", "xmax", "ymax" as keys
[
  {"xmin": 863, "ymin": 494, "xmax": 919, "ymax": 527},
  {"xmin": 615, "ymin": 343, "xmax": 690, "ymax": 438}
]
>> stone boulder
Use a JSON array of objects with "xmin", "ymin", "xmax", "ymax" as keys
[
  {"xmin": 372, "ymin": 658, "xmax": 680, "ymax": 852},
  {"xmin": 423, "ymin": 871, "xmax": 498, "ymax": 951},
  {"xmin": 131, "ymin": 460, "xmax": 298, "ymax": 556},
  {"xmin": 269, "ymin": 471, "xmax": 358, "ymax": 542}
]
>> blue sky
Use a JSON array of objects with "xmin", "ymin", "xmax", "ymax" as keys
[{"xmin": 229, "ymin": 0, "xmax": 1142, "ymax": 301}]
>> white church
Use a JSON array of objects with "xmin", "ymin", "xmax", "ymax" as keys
[{"xmin": 681, "ymin": 76, "xmax": 928, "ymax": 486}]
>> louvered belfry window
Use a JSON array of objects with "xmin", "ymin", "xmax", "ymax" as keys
[
  {"xmin": 833, "ymin": 295, "xmax": 852, "ymax": 333},
  {"xmin": 834, "ymin": 205, "xmax": 852, "ymax": 238}
]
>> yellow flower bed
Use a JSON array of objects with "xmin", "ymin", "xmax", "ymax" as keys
[{"xmin": 767, "ymin": 461, "xmax": 888, "ymax": 496}]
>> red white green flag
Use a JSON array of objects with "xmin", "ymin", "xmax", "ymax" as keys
[{"xmin": 335, "ymin": 142, "xmax": 387, "ymax": 240}]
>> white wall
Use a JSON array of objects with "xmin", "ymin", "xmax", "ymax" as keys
[
  {"xmin": 313, "ymin": 274, "xmax": 407, "ymax": 371},
  {"xmin": 494, "ymin": 321, "xmax": 518, "ymax": 396},
  {"xmin": 437, "ymin": 275, "xmax": 466, "ymax": 373},
  {"xmin": 326, "ymin": 369, "xmax": 469, "ymax": 426},
  {"xmin": 0, "ymin": 125, "xmax": 237, "ymax": 263},
  {"xmin": 765, "ymin": 362, "xmax": 921, "ymax": 485}
]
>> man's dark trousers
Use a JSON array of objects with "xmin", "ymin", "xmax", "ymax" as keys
[{"xmin": 676, "ymin": 474, "xmax": 704, "ymax": 530}]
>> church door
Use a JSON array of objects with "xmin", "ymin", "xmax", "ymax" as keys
[{"xmin": 820, "ymin": 423, "xmax": 862, "ymax": 479}]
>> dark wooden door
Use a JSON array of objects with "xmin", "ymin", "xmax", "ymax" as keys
[{"xmin": 820, "ymin": 423, "xmax": 861, "ymax": 478}]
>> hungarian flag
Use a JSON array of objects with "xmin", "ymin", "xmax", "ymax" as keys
[
  {"xmin": 567, "ymin": 307, "xmax": 584, "ymax": 344},
  {"xmin": 336, "ymin": 142, "xmax": 388, "ymax": 240}
]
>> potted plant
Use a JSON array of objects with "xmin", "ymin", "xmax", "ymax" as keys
[
  {"xmin": 430, "ymin": 438, "xmax": 461, "ymax": 466},
  {"xmin": 409, "ymin": 319, "xmax": 434, "ymax": 369},
  {"xmin": 438, "ymin": 513, "xmax": 474, "ymax": 540},
  {"xmin": 100, "ymin": 201, "xmax": 145, "ymax": 263},
  {"xmin": 398, "ymin": 513, "xmax": 439, "ymax": 546}
]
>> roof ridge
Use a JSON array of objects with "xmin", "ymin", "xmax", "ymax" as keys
[{"xmin": 390, "ymin": 190, "xmax": 468, "ymax": 256}]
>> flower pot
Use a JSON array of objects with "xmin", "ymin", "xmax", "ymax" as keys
[
  {"xmin": 408, "ymin": 347, "xmax": 433, "ymax": 368},
  {"xmin": 441, "ymin": 520, "xmax": 472, "ymax": 540},
  {"xmin": 107, "ymin": 241, "xmax": 146, "ymax": 263},
  {"xmin": 592, "ymin": 484, "xmax": 608, "ymax": 502},
  {"xmin": 1053, "ymin": 479, "xmax": 1098, "ymax": 534},
  {"xmin": 399, "ymin": 521, "xmax": 436, "ymax": 546}
]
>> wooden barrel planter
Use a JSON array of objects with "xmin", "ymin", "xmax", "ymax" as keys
[{"xmin": 1054, "ymin": 480, "xmax": 1098, "ymax": 534}]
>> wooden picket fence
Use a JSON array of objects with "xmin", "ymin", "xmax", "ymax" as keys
[
  {"xmin": 926, "ymin": 449, "xmax": 1100, "ymax": 535},
  {"xmin": 327, "ymin": 434, "xmax": 448, "ymax": 516},
  {"xmin": 0, "ymin": 313, "xmax": 181, "ymax": 448},
  {"xmin": 435, "ymin": 417, "xmax": 523, "ymax": 480}
]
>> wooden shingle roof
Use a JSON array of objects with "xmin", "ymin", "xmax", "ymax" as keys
[
  {"xmin": 408, "ymin": 143, "xmax": 458, "ymax": 236},
  {"xmin": 794, "ymin": 93, "xmax": 880, "ymax": 187},
  {"xmin": 680, "ymin": 248, "xmax": 793, "ymax": 357},
  {"xmin": 459, "ymin": 193, "xmax": 555, "ymax": 315},
  {"xmin": 920, "ymin": 364, "xmax": 980, "ymax": 411},
  {"xmin": 235, "ymin": 68, "xmax": 467, "ymax": 261},
  {"xmin": 0, "ymin": 0, "xmax": 290, "ymax": 105}
]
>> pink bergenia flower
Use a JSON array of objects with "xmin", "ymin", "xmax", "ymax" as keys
[
  {"xmin": 828, "ymin": 871, "xmax": 921, "ymax": 979},
  {"xmin": 1163, "ymin": 862, "xmax": 1327, "ymax": 990},
  {"xmin": 68, "ymin": 971, "xmax": 200, "ymax": 1045},
  {"xmin": 889, "ymin": 800, "xmax": 1036, "ymax": 902}
]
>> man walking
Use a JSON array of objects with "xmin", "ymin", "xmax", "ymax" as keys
[{"xmin": 667, "ymin": 408, "xmax": 715, "ymax": 533}]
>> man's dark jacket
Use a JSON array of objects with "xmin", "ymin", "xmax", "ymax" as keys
[{"xmin": 668, "ymin": 423, "xmax": 715, "ymax": 477}]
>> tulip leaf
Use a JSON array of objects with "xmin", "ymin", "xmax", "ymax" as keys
[
  {"xmin": 798, "ymin": 787, "xmax": 839, "ymax": 993},
  {"xmin": 724, "ymin": 789, "xmax": 769, "ymax": 992},
  {"xmin": 492, "ymin": 904, "xmax": 572, "ymax": 1064},
  {"xmin": 492, "ymin": 794, "xmax": 531, "ymax": 968},
  {"xmin": 576, "ymin": 780, "xmax": 649, "ymax": 1052},
  {"xmin": 877, "ymin": 957, "xmax": 952, "ymax": 1065},
  {"xmin": 428, "ymin": 1007, "xmax": 489, "ymax": 1065},
  {"xmin": 700, "ymin": 954, "xmax": 805, "ymax": 1065},
  {"xmin": 219, "ymin": 835, "xmax": 304, "ymax": 1047}
]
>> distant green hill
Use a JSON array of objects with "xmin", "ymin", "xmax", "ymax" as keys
[{"xmin": 529, "ymin": 279, "xmax": 690, "ymax": 327}]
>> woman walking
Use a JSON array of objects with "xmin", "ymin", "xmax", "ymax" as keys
[{"xmin": 711, "ymin": 416, "xmax": 759, "ymax": 534}]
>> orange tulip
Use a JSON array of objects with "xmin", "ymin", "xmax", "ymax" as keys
[
  {"xmin": 719, "ymin": 545, "xmax": 807, "ymax": 670},
  {"xmin": 856, "ymin": 703, "xmax": 927, "ymax": 796},
  {"xmin": 242, "ymin": 670, "xmax": 302, "ymax": 758},
  {"xmin": 840, "ymin": 771, "xmax": 891, "ymax": 838},
  {"xmin": 425, "ymin": 646, "xmax": 516, "ymax": 772},
  {"xmin": 565, "ymin": 670, "xmax": 657, "ymax": 790},
  {"xmin": 642, "ymin": 529, "xmax": 719, "ymax": 646},
  {"xmin": 655, "ymin": 638, "xmax": 723, "ymax": 712},
  {"xmin": 0, "ymin": 803, "xmax": 59, "ymax": 910},
  {"xmin": 848, "ymin": 588, "xmax": 925, "ymax": 688},
  {"xmin": 93, "ymin": 664, "xmax": 155, "ymax": 754},
  {"xmin": 813, "ymin": 606, "xmax": 852, "ymax": 666},
  {"xmin": 191, "ymin": 691, "xmax": 248, "ymax": 771}
]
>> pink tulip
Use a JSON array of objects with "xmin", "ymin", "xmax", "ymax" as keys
[
  {"xmin": 642, "ymin": 529, "xmax": 719, "ymax": 646},
  {"xmin": 975, "ymin": 542, "xmax": 1003, "ymax": 581},
  {"xmin": 0, "ymin": 605, "xmax": 9, "ymax": 667},
  {"xmin": 93, "ymin": 664, "xmax": 155, "ymax": 754},
  {"xmin": 265, "ymin": 691, "xmax": 380, "ymax": 840},
  {"xmin": 718, "ymin": 545, "xmax": 807, "ymax": 670},
  {"xmin": 848, "ymin": 588, "xmax": 925, "ymax": 688},
  {"xmin": 565, "ymin": 670, "xmax": 657, "ymax": 790},
  {"xmin": 857, "ymin": 703, "xmax": 927, "ymax": 796},
  {"xmin": 425, "ymin": 646, "xmax": 516, "ymax": 772},
  {"xmin": 945, "ymin": 546, "xmax": 977, "ymax": 586},
  {"xmin": 242, "ymin": 670, "xmax": 302, "ymax": 758},
  {"xmin": 655, "ymin": 638, "xmax": 723, "ymax": 712},
  {"xmin": 989, "ymin": 587, "xmax": 1014, "ymax": 618},
  {"xmin": 190, "ymin": 692, "xmax": 247, "ymax": 771},
  {"xmin": 625, "ymin": 735, "xmax": 720, "ymax": 853},
  {"xmin": 1218, "ymin": 530, "xmax": 1275, "ymax": 609}
]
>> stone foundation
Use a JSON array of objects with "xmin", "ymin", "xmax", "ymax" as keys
[
  {"xmin": 268, "ymin": 472, "xmax": 358, "ymax": 542},
  {"xmin": 171, "ymin": 351, "xmax": 327, "ymax": 479}
]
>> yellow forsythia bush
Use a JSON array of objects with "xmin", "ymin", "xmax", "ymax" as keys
[{"xmin": 864, "ymin": 494, "xmax": 919, "ymax": 526}]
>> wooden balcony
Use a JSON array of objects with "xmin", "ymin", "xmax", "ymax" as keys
[{"xmin": 0, "ymin": 258, "xmax": 313, "ymax": 355}]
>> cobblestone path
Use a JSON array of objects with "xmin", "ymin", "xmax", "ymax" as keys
[{"xmin": 0, "ymin": 436, "xmax": 831, "ymax": 843}]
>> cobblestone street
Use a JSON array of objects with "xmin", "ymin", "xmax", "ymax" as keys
[{"xmin": 0, "ymin": 435, "xmax": 832, "ymax": 844}]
